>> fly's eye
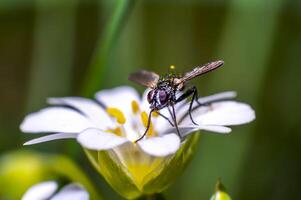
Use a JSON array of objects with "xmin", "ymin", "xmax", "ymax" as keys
[
  {"xmin": 147, "ymin": 90, "xmax": 154, "ymax": 103},
  {"xmin": 158, "ymin": 90, "xmax": 168, "ymax": 104}
]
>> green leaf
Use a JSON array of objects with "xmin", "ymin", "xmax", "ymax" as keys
[{"xmin": 82, "ymin": 0, "xmax": 137, "ymax": 97}]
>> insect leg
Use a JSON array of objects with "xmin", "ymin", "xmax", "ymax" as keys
[
  {"xmin": 170, "ymin": 103, "xmax": 181, "ymax": 138},
  {"xmin": 156, "ymin": 112, "xmax": 174, "ymax": 126},
  {"xmin": 192, "ymin": 86, "xmax": 208, "ymax": 107},
  {"xmin": 175, "ymin": 86, "xmax": 202, "ymax": 125},
  {"xmin": 167, "ymin": 106, "xmax": 173, "ymax": 119},
  {"xmin": 178, "ymin": 91, "xmax": 237, "ymax": 124},
  {"xmin": 135, "ymin": 109, "xmax": 154, "ymax": 143},
  {"xmin": 188, "ymin": 87, "xmax": 200, "ymax": 125}
]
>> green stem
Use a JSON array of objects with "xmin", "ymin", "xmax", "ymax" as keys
[
  {"xmin": 66, "ymin": 0, "xmax": 136, "ymax": 161},
  {"xmin": 82, "ymin": 0, "xmax": 136, "ymax": 97}
]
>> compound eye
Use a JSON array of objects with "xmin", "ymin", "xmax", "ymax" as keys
[
  {"xmin": 147, "ymin": 90, "xmax": 154, "ymax": 103},
  {"xmin": 158, "ymin": 90, "xmax": 168, "ymax": 104}
]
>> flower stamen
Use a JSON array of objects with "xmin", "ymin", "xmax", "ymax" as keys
[
  {"xmin": 140, "ymin": 111, "xmax": 149, "ymax": 128},
  {"xmin": 131, "ymin": 100, "xmax": 140, "ymax": 114},
  {"xmin": 106, "ymin": 107, "xmax": 126, "ymax": 124},
  {"xmin": 107, "ymin": 127, "xmax": 123, "ymax": 136},
  {"xmin": 152, "ymin": 111, "xmax": 159, "ymax": 118}
]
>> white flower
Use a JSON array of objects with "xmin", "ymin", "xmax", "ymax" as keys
[
  {"xmin": 20, "ymin": 86, "xmax": 255, "ymax": 198},
  {"xmin": 22, "ymin": 181, "xmax": 89, "ymax": 200},
  {"xmin": 21, "ymin": 86, "xmax": 254, "ymax": 156}
]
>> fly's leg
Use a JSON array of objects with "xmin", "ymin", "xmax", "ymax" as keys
[
  {"xmin": 156, "ymin": 111, "xmax": 174, "ymax": 126},
  {"xmin": 175, "ymin": 86, "xmax": 204, "ymax": 125},
  {"xmin": 135, "ymin": 109, "xmax": 154, "ymax": 142},
  {"xmin": 170, "ymin": 102, "xmax": 181, "ymax": 138}
]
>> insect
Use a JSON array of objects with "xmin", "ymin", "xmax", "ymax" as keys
[{"xmin": 129, "ymin": 60, "xmax": 224, "ymax": 142}]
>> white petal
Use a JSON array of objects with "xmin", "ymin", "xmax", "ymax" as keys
[
  {"xmin": 140, "ymin": 88, "xmax": 152, "ymax": 112},
  {"xmin": 179, "ymin": 101, "xmax": 255, "ymax": 126},
  {"xmin": 51, "ymin": 183, "xmax": 89, "ymax": 200},
  {"xmin": 20, "ymin": 107, "xmax": 95, "ymax": 133},
  {"xmin": 95, "ymin": 86, "xmax": 140, "ymax": 116},
  {"xmin": 161, "ymin": 127, "xmax": 197, "ymax": 137},
  {"xmin": 24, "ymin": 133, "xmax": 78, "ymax": 145},
  {"xmin": 197, "ymin": 91, "xmax": 237, "ymax": 104},
  {"xmin": 194, "ymin": 101, "xmax": 255, "ymax": 126},
  {"xmin": 77, "ymin": 128, "xmax": 129, "ymax": 150},
  {"xmin": 138, "ymin": 134, "xmax": 180, "ymax": 157},
  {"xmin": 176, "ymin": 91, "xmax": 237, "ymax": 121},
  {"xmin": 22, "ymin": 181, "xmax": 58, "ymax": 200},
  {"xmin": 48, "ymin": 97, "xmax": 113, "ymax": 129},
  {"xmin": 195, "ymin": 125, "xmax": 231, "ymax": 134},
  {"xmin": 163, "ymin": 125, "xmax": 231, "ymax": 137}
]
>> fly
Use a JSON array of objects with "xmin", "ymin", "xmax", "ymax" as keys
[{"xmin": 129, "ymin": 60, "xmax": 224, "ymax": 142}]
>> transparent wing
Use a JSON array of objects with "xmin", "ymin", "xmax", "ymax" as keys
[
  {"xmin": 128, "ymin": 70, "xmax": 160, "ymax": 88},
  {"xmin": 180, "ymin": 60, "xmax": 224, "ymax": 84}
]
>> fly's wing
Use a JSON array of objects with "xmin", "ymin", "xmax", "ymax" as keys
[
  {"xmin": 128, "ymin": 70, "xmax": 160, "ymax": 88},
  {"xmin": 179, "ymin": 60, "xmax": 224, "ymax": 84}
]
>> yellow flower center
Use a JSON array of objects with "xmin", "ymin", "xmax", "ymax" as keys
[
  {"xmin": 106, "ymin": 107, "xmax": 126, "ymax": 124},
  {"xmin": 106, "ymin": 102, "xmax": 158, "ymax": 140}
]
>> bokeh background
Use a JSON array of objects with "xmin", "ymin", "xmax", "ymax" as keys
[{"xmin": 0, "ymin": 0, "xmax": 301, "ymax": 199}]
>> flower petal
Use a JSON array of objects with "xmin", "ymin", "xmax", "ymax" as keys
[
  {"xmin": 179, "ymin": 101, "xmax": 255, "ymax": 127},
  {"xmin": 163, "ymin": 125, "xmax": 231, "ymax": 137},
  {"xmin": 20, "ymin": 107, "xmax": 95, "ymax": 133},
  {"xmin": 194, "ymin": 101, "xmax": 255, "ymax": 126},
  {"xmin": 197, "ymin": 91, "xmax": 237, "ymax": 104},
  {"xmin": 24, "ymin": 133, "xmax": 78, "ymax": 145},
  {"xmin": 160, "ymin": 127, "xmax": 196, "ymax": 138},
  {"xmin": 77, "ymin": 128, "xmax": 129, "ymax": 150},
  {"xmin": 176, "ymin": 91, "xmax": 237, "ymax": 121},
  {"xmin": 193, "ymin": 125, "xmax": 231, "ymax": 134},
  {"xmin": 140, "ymin": 88, "xmax": 152, "ymax": 113},
  {"xmin": 95, "ymin": 86, "xmax": 140, "ymax": 116},
  {"xmin": 138, "ymin": 134, "xmax": 180, "ymax": 157},
  {"xmin": 50, "ymin": 183, "xmax": 89, "ymax": 200},
  {"xmin": 22, "ymin": 181, "xmax": 58, "ymax": 200},
  {"xmin": 48, "ymin": 97, "xmax": 113, "ymax": 129}
]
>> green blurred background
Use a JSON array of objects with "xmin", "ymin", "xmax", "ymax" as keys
[{"xmin": 0, "ymin": 0, "xmax": 301, "ymax": 199}]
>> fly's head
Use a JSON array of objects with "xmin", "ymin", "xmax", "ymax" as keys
[{"xmin": 147, "ymin": 82, "xmax": 174, "ymax": 110}]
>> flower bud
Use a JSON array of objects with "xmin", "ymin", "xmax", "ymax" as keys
[{"xmin": 210, "ymin": 179, "xmax": 232, "ymax": 200}]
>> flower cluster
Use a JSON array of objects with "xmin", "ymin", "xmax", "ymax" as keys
[{"xmin": 20, "ymin": 86, "xmax": 255, "ymax": 198}]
